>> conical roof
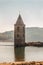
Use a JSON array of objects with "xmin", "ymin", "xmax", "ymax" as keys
[{"xmin": 15, "ymin": 14, "xmax": 24, "ymax": 25}]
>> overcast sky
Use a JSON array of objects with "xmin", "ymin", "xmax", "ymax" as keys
[{"xmin": 0, "ymin": 0, "xmax": 43, "ymax": 32}]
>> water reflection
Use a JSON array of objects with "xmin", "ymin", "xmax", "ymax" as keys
[{"xmin": 14, "ymin": 47, "xmax": 25, "ymax": 61}]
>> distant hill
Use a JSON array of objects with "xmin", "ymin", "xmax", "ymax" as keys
[
  {"xmin": 0, "ymin": 27, "xmax": 43, "ymax": 42},
  {"xmin": 0, "ymin": 31, "xmax": 14, "ymax": 42},
  {"xmin": 25, "ymin": 27, "xmax": 43, "ymax": 42}
]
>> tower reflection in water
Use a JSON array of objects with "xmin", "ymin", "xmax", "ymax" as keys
[{"xmin": 14, "ymin": 47, "xmax": 25, "ymax": 61}]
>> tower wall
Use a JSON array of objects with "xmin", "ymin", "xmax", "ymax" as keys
[{"xmin": 14, "ymin": 15, "xmax": 25, "ymax": 46}]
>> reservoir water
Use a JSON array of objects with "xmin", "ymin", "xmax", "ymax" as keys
[{"xmin": 0, "ymin": 42, "xmax": 43, "ymax": 62}]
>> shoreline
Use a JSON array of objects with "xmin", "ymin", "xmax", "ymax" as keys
[
  {"xmin": 0, "ymin": 61, "xmax": 43, "ymax": 65},
  {"xmin": 0, "ymin": 41, "xmax": 43, "ymax": 47}
]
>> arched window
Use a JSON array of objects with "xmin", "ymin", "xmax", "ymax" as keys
[
  {"xmin": 17, "ymin": 34, "xmax": 19, "ymax": 37},
  {"xmin": 17, "ymin": 27, "xmax": 19, "ymax": 32}
]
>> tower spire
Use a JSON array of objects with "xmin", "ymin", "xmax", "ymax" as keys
[
  {"xmin": 15, "ymin": 14, "xmax": 24, "ymax": 25},
  {"xmin": 14, "ymin": 14, "xmax": 25, "ymax": 46}
]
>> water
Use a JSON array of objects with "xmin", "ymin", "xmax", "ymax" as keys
[{"xmin": 0, "ymin": 42, "xmax": 43, "ymax": 62}]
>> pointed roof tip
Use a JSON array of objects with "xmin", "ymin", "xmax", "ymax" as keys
[
  {"xmin": 18, "ymin": 14, "xmax": 21, "ymax": 19},
  {"xmin": 15, "ymin": 14, "xmax": 25, "ymax": 25}
]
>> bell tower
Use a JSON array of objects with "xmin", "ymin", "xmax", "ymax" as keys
[{"xmin": 14, "ymin": 14, "xmax": 25, "ymax": 46}]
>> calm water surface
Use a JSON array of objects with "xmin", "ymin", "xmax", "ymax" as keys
[{"xmin": 0, "ymin": 42, "xmax": 43, "ymax": 62}]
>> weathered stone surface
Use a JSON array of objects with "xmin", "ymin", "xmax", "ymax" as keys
[{"xmin": 14, "ymin": 14, "xmax": 25, "ymax": 46}]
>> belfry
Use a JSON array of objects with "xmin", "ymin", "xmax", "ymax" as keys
[{"xmin": 14, "ymin": 14, "xmax": 25, "ymax": 46}]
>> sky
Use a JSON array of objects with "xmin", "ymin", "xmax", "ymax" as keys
[{"xmin": 0, "ymin": 0, "xmax": 43, "ymax": 32}]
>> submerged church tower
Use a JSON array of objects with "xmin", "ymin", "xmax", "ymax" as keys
[{"xmin": 14, "ymin": 14, "xmax": 25, "ymax": 46}]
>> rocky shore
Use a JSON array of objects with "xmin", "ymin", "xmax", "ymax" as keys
[{"xmin": 0, "ymin": 61, "xmax": 43, "ymax": 65}]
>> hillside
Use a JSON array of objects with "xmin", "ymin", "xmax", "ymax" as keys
[
  {"xmin": 25, "ymin": 27, "xmax": 43, "ymax": 42},
  {"xmin": 0, "ymin": 31, "xmax": 14, "ymax": 42},
  {"xmin": 0, "ymin": 27, "xmax": 43, "ymax": 42}
]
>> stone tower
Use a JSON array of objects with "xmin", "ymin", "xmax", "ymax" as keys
[{"xmin": 14, "ymin": 14, "xmax": 25, "ymax": 46}]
